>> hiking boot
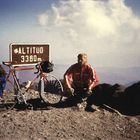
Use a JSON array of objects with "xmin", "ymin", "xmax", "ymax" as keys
[
  {"xmin": 0, "ymin": 97, "xmax": 4, "ymax": 104},
  {"xmin": 85, "ymin": 105, "xmax": 96, "ymax": 112}
]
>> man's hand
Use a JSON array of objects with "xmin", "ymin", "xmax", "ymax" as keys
[
  {"xmin": 86, "ymin": 89, "xmax": 92, "ymax": 96},
  {"xmin": 67, "ymin": 88, "xmax": 75, "ymax": 96}
]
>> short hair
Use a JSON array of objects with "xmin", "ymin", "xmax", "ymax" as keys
[{"xmin": 77, "ymin": 53, "xmax": 87, "ymax": 58}]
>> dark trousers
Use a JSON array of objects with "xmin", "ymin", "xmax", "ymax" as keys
[
  {"xmin": 66, "ymin": 85, "xmax": 102, "ymax": 107},
  {"xmin": 66, "ymin": 88, "xmax": 92, "ymax": 106}
]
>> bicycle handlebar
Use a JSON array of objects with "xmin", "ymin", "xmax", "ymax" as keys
[{"xmin": 2, "ymin": 61, "xmax": 13, "ymax": 66}]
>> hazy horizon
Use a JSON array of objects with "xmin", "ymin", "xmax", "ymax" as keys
[{"xmin": 2, "ymin": 63, "xmax": 139, "ymax": 85}]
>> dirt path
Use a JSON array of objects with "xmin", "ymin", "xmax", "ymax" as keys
[{"xmin": 0, "ymin": 106, "xmax": 140, "ymax": 140}]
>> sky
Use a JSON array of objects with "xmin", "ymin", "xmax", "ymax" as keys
[{"xmin": 0, "ymin": 0, "xmax": 140, "ymax": 67}]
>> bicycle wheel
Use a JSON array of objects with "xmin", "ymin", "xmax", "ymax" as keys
[
  {"xmin": 39, "ymin": 74, "xmax": 63, "ymax": 104},
  {"xmin": 3, "ymin": 80, "xmax": 18, "ymax": 109}
]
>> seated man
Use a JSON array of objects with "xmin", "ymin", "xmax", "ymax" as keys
[
  {"xmin": 64, "ymin": 53, "xmax": 99, "ymax": 112},
  {"xmin": 0, "ymin": 65, "xmax": 6, "ymax": 99}
]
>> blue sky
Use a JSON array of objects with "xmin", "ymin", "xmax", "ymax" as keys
[
  {"xmin": 0, "ymin": 0, "xmax": 140, "ymax": 67},
  {"xmin": 0, "ymin": 0, "xmax": 54, "ymax": 39},
  {"xmin": 125, "ymin": 0, "xmax": 140, "ymax": 15}
]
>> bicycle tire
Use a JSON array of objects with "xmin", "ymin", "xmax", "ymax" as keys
[
  {"xmin": 3, "ymin": 80, "xmax": 18, "ymax": 109},
  {"xmin": 39, "ymin": 74, "xmax": 63, "ymax": 104}
]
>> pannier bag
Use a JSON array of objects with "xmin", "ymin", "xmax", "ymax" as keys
[{"xmin": 40, "ymin": 61, "xmax": 54, "ymax": 73}]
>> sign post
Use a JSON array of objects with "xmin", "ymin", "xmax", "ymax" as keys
[{"xmin": 9, "ymin": 44, "xmax": 50, "ymax": 66}]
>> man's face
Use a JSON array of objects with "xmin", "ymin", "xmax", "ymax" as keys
[{"xmin": 78, "ymin": 56, "xmax": 87, "ymax": 66}]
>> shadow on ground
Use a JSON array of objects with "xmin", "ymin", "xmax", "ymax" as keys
[
  {"xmin": 0, "ymin": 81, "xmax": 140, "ymax": 116},
  {"xmin": 0, "ymin": 96, "xmax": 139, "ymax": 116}
]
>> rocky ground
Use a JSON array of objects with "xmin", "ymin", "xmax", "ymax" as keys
[{"xmin": 0, "ymin": 99, "xmax": 140, "ymax": 140}]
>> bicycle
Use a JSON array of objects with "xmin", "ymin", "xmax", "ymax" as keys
[{"xmin": 1, "ymin": 61, "xmax": 64, "ymax": 109}]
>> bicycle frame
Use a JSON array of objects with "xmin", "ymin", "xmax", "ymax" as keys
[
  {"xmin": 6, "ymin": 66, "xmax": 35, "ymax": 92},
  {"xmin": 2, "ymin": 63, "xmax": 38, "ymax": 103},
  {"xmin": 5, "ymin": 64, "xmax": 50, "ymax": 94}
]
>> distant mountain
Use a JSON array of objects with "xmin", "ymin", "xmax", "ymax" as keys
[{"xmin": 1, "ymin": 63, "xmax": 140, "ymax": 85}]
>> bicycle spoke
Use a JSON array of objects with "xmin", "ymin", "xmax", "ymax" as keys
[{"xmin": 39, "ymin": 74, "xmax": 63, "ymax": 104}]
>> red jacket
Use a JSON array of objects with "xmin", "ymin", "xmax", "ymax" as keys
[{"xmin": 64, "ymin": 63, "xmax": 99, "ymax": 90}]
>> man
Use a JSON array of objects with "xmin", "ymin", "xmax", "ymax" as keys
[
  {"xmin": 64, "ymin": 53, "xmax": 99, "ymax": 112},
  {"xmin": 0, "ymin": 65, "xmax": 6, "ymax": 99}
]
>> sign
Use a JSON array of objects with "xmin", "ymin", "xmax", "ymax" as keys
[{"xmin": 9, "ymin": 44, "xmax": 50, "ymax": 66}]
